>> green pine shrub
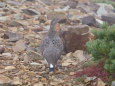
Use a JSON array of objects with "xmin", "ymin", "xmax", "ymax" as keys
[{"xmin": 86, "ymin": 23, "xmax": 115, "ymax": 74}]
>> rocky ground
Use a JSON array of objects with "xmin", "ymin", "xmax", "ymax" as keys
[{"xmin": 0, "ymin": 0, "xmax": 115, "ymax": 86}]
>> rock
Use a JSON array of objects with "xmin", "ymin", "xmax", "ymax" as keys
[
  {"xmin": 13, "ymin": 14, "xmax": 24, "ymax": 20},
  {"xmin": 62, "ymin": 59, "xmax": 73, "ymax": 66},
  {"xmin": 0, "ymin": 75, "xmax": 11, "ymax": 85},
  {"xmin": 38, "ymin": 15, "xmax": 47, "ymax": 23},
  {"xmin": 111, "ymin": 81, "xmax": 115, "ymax": 86},
  {"xmin": 60, "ymin": 25, "xmax": 90, "ymax": 53},
  {"xmin": 8, "ymin": 21, "xmax": 24, "ymax": 27},
  {"xmin": 47, "ymin": 11, "xmax": 67, "ymax": 20},
  {"xmin": 40, "ymin": 0, "xmax": 52, "ymax": 5},
  {"xmin": 34, "ymin": 82, "xmax": 43, "ymax": 86},
  {"xmin": 96, "ymin": 19, "xmax": 104, "ymax": 25},
  {"xmin": 81, "ymin": 15, "xmax": 99, "ymax": 27},
  {"xmin": 97, "ymin": 78, "xmax": 106, "ymax": 86},
  {"xmin": 63, "ymin": 1, "xmax": 78, "ymax": 8},
  {"xmin": 97, "ymin": 3, "xmax": 114, "ymax": 17},
  {"xmin": 32, "ymin": 25, "xmax": 44, "ymax": 33},
  {"xmin": 22, "ymin": 9, "xmax": 38, "ymax": 16},
  {"xmin": 11, "ymin": 77, "xmax": 22, "ymax": 85},
  {"xmin": 54, "ymin": 6, "xmax": 70, "ymax": 12},
  {"xmin": 85, "ymin": 77, "xmax": 96, "ymax": 82},
  {"xmin": 2, "ymin": 53, "xmax": 12, "ymax": 57},
  {"xmin": 0, "ymin": 16, "xmax": 10, "ymax": 22},
  {"xmin": 13, "ymin": 40, "xmax": 26, "ymax": 52},
  {"xmin": 5, "ymin": 66, "xmax": 15, "ymax": 70},
  {"xmin": 73, "ymin": 50, "xmax": 86, "ymax": 62},
  {"xmin": 62, "ymin": 62, "xmax": 71, "ymax": 66},
  {"xmin": 6, "ymin": 1, "xmax": 22, "ymax": 5},
  {"xmin": 0, "ymin": 69, "xmax": 6, "ymax": 74},
  {"xmin": 27, "ymin": 50, "xmax": 43, "ymax": 61},
  {"xmin": 30, "ymin": 62, "xmax": 43, "ymax": 66},
  {"xmin": 101, "ymin": 13, "xmax": 115, "ymax": 25},
  {"xmin": 77, "ymin": 1, "xmax": 99, "ymax": 13},
  {"xmin": 70, "ymin": 72, "xmax": 74, "ymax": 75},
  {"xmin": 0, "ymin": 2, "xmax": 6, "ymax": 8},
  {"xmin": 0, "ymin": 46, "xmax": 4, "ymax": 54},
  {"xmin": 3, "ymin": 32, "xmax": 23, "ymax": 42}
]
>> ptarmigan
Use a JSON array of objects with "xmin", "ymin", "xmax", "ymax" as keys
[{"xmin": 40, "ymin": 18, "xmax": 63, "ymax": 72}]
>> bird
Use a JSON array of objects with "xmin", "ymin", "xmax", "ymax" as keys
[{"xmin": 40, "ymin": 18, "xmax": 63, "ymax": 72}]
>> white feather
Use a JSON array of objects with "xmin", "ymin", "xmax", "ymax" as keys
[{"xmin": 50, "ymin": 64, "xmax": 53, "ymax": 68}]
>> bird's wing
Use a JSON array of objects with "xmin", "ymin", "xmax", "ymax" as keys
[
  {"xmin": 40, "ymin": 36, "xmax": 50, "ymax": 54},
  {"xmin": 53, "ymin": 36, "xmax": 63, "ymax": 51},
  {"xmin": 43, "ymin": 45, "xmax": 61, "ymax": 66}
]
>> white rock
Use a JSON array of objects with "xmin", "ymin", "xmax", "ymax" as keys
[
  {"xmin": 0, "ymin": 75, "xmax": 11, "ymax": 84},
  {"xmin": 30, "ymin": 62, "xmax": 42, "ymax": 66},
  {"xmin": 5, "ymin": 66, "xmax": 15, "ymax": 70},
  {"xmin": 34, "ymin": 82, "xmax": 43, "ymax": 86},
  {"xmin": 2, "ymin": 53, "xmax": 12, "ymax": 57},
  {"xmin": 111, "ymin": 81, "xmax": 115, "ymax": 86},
  {"xmin": 97, "ymin": 3, "xmax": 114, "ymax": 17},
  {"xmin": 0, "ymin": 16, "xmax": 10, "ymax": 22},
  {"xmin": 73, "ymin": 50, "xmax": 86, "ymax": 62}
]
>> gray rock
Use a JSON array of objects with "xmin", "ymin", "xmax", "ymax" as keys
[
  {"xmin": 22, "ymin": 9, "xmax": 38, "ymax": 16},
  {"xmin": 0, "ymin": 3, "xmax": 6, "ymax": 8},
  {"xmin": 77, "ymin": 2, "xmax": 99, "ymax": 13},
  {"xmin": 0, "ymin": 75, "xmax": 11, "ymax": 86},
  {"xmin": 102, "ymin": 13, "xmax": 115, "ymax": 25},
  {"xmin": 0, "ymin": 46, "xmax": 4, "ymax": 54},
  {"xmin": 3, "ymin": 32, "xmax": 23, "ymax": 42},
  {"xmin": 111, "ymin": 81, "xmax": 115, "ymax": 86},
  {"xmin": 40, "ymin": 0, "xmax": 52, "ymax": 5},
  {"xmin": 113, "ymin": 9, "xmax": 115, "ymax": 13},
  {"xmin": 12, "ymin": 40, "xmax": 26, "ymax": 52},
  {"xmin": 2, "ymin": 53, "xmax": 12, "ymax": 57},
  {"xmin": 97, "ymin": 3, "xmax": 114, "ymax": 17},
  {"xmin": 81, "ymin": 15, "xmax": 99, "ymax": 27},
  {"xmin": 13, "ymin": 14, "xmax": 24, "ymax": 20},
  {"xmin": 47, "ymin": 11, "xmax": 67, "ymax": 20},
  {"xmin": 8, "ymin": 21, "xmax": 24, "ymax": 27},
  {"xmin": 6, "ymin": 1, "xmax": 22, "ymax": 5},
  {"xmin": 63, "ymin": 1, "xmax": 78, "ymax": 8},
  {"xmin": 0, "ymin": 16, "xmax": 10, "ymax": 22}
]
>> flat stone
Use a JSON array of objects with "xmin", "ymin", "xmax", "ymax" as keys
[
  {"xmin": 0, "ymin": 46, "xmax": 4, "ymax": 54},
  {"xmin": 22, "ymin": 9, "xmax": 38, "ymax": 16},
  {"xmin": 111, "ymin": 81, "xmax": 115, "ymax": 86},
  {"xmin": 0, "ymin": 3, "xmax": 6, "ymax": 8},
  {"xmin": 3, "ymin": 32, "xmax": 23, "ymax": 42},
  {"xmin": 0, "ymin": 75, "xmax": 11, "ymax": 84},
  {"xmin": 5, "ymin": 66, "xmax": 15, "ymax": 70},
  {"xmin": 2, "ymin": 53, "xmax": 12, "ymax": 57},
  {"xmin": 81, "ymin": 15, "xmax": 99, "ymax": 27},
  {"xmin": 12, "ymin": 40, "xmax": 26, "ymax": 52},
  {"xmin": 47, "ymin": 11, "xmax": 67, "ymax": 20},
  {"xmin": 6, "ymin": 1, "xmax": 22, "ymax": 5},
  {"xmin": 102, "ymin": 13, "xmax": 115, "ymax": 25},
  {"xmin": 63, "ymin": 1, "xmax": 78, "ymax": 8},
  {"xmin": 73, "ymin": 50, "xmax": 86, "ymax": 62},
  {"xmin": 8, "ymin": 21, "xmax": 24, "ymax": 27},
  {"xmin": 60, "ymin": 25, "xmax": 90, "ymax": 53},
  {"xmin": 0, "ymin": 16, "xmax": 10, "ymax": 22},
  {"xmin": 97, "ymin": 3, "xmax": 114, "ymax": 17}
]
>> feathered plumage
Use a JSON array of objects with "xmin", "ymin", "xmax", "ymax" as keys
[{"xmin": 40, "ymin": 18, "xmax": 63, "ymax": 72}]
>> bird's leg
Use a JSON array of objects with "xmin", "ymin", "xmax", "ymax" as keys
[{"xmin": 49, "ymin": 64, "xmax": 54, "ymax": 72}]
